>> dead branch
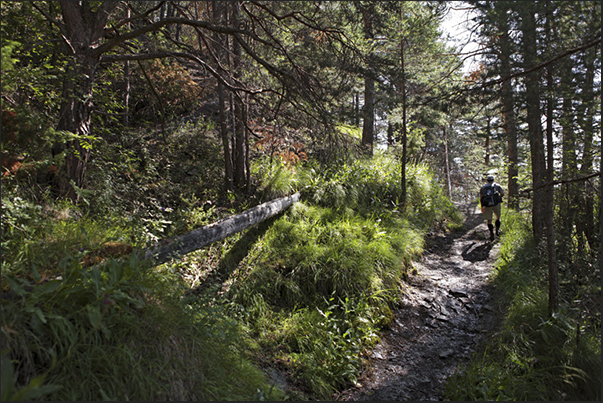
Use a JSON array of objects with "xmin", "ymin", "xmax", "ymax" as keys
[{"xmin": 522, "ymin": 171, "xmax": 601, "ymax": 193}]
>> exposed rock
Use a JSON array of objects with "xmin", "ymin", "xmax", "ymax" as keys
[
  {"xmin": 449, "ymin": 288, "xmax": 469, "ymax": 298},
  {"xmin": 439, "ymin": 349, "xmax": 454, "ymax": 359}
]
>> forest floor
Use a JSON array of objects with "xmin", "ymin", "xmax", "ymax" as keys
[{"xmin": 335, "ymin": 202, "xmax": 503, "ymax": 401}]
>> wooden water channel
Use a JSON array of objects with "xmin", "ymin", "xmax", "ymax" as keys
[{"xmin": 143, "ymin": 192, "xmax": 300, "ymax": 266}]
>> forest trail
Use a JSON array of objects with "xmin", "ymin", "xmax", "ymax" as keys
[{"xmin": 337, "ymin": 202, "xmax": 502, "ymax": 401}]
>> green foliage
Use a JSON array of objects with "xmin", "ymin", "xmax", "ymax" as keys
[
  {"xmin": 285, "ymin": 295, "xmax": 383, "ymax": 397},
  {"xmin": 1, "ymin": 130, "xmax": 281, "ymax": 400},
  {"xmin": 229, "ymin": 201, "xmax": 421, "ymax": 309},
  {"xmin": 337, "ymin": 124, "xmax": 362, "ymax": 140},
  {"xmin": 1, "ymin": 352, "xmax": 61, "ymax": 401},
  {"xmin": 444, "ymin": 209, "xmax": 601, "ymax": 401},
  {"xmin": 251, "ymin": 155, "xmax": 300, "ymax": 200},
  {"xmin": 1, "ymin": 238, "xmax": 280, "ymax": 401},
  {"xmin": 296, "ymin": 154, "xmax": 460, "ymax": 231},
  {"xmin": 85, "ymin": 121, "xmax": 228, "ymax": 243},
  {"xmin": 301, "ymin": 154, "xmax": 401, "ymax": 215},
  {"xmin": 1, "ymin": 191, "xmax": 131, "ymax": 279},
  {"xmin": 1, "ymin": 39, "xmax": 20, "ymax": 94},
  {"xmin": 405, "ymin": 163, "xmax": 460, "ymax": 229},
  {"xmin": 211, "ymin": 155, "xmax": 464, "ymax": 399}
]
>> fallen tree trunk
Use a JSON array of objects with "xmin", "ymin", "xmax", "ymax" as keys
[{"xmin": 143, "ymin": 192, "xmax": 300, "ymax": 266}]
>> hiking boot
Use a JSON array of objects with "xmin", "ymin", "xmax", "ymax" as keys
[{"xmin": 488, "ymin": 223, "xmax": 494, "ymax": 241}]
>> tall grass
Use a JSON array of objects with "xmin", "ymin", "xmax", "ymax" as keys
[
  {"xmin": 1, "ymin": 201, "xmax": 282, "ymax": 401},
  {"xmin": 229, "ymin": 202, "xmax": 422, "ymax": 309},
  {"xmin": 215, "ymin": 153, "xmax": 460, "ymax": 399},
  {"xmin": 222, "ymin": 202, "xmax": 421, "ymax": 398},
  {"xmin": 443, "ymin": 209, "xmax": 601, "ymax": 401}
]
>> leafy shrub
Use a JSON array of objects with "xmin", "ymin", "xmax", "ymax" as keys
[
  {"xmin": 301, "ymin": 153, "xmax": 401, "ymax": 214},
  {"xmin": 286, "ymin": 295, "xmax": 383, "ymax": 398},
  {"xmin": 251, "ymin": 155, "xmax": 300, "ymax": 200},
  {"xmin": 296, "ymin": 154, "xmax": 460, "ymax": 231}
]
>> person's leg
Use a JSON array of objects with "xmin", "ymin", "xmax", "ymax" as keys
[
  {"xmin": 484, "ymin": 207, "xmax": 494, "ymax": 240},
  {"xmin": 493, "ymin": 204, "xmax": 502, "ymax": 236}
]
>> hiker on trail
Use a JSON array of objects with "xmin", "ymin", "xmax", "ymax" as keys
[{"xmin": 480, "ymin": 174, "xmax": 504, "ymax": 241}]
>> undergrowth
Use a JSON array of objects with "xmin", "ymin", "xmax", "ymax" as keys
[
  {"xmin": 443, "ymin": 209, "xmax": 601, "ymax": 401},
  {"xmin": 1, "ymin": 120, "xmax": 461, "ymax": 400},
  {"xmin": 1, "ymin": 228, "xmax": 281, "ymax": 400},
  {"xmin": 0, "ymin": 124, "xmax": 278, "ymax": 401},
  {"xmin": 210, "ymin": 152, "xmax": 460, "ymax": 399}
]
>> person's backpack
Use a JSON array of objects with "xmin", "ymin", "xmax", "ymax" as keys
[{"xmin": 481, "ymin": 184, "xmax": 501, "ymax": 207}]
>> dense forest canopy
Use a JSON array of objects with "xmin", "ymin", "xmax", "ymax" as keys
[{"xmin": 1, "ymin": 1, "xmax": 600, "ymax": 401}]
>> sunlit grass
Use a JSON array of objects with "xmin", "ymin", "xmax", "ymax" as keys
[{"xmin": 229, "ymin": 201, "xmax": 422, "ymax": 309}]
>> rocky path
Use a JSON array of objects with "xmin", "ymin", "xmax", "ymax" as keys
[{"xmin": 336, "ymin": 202, "xmax": 502, "ymax": 401}]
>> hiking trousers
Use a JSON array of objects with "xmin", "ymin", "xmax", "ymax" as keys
[{"xmin": 482, "ymin": 203, "xmax": 501, "ymax": 222}]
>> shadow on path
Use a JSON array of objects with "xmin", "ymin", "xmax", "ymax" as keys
[
  {"xmin": 462, "ymin": 241, "xmax": 493, "ymax": 262},
  {"xmin": 425, "ymin": 202, "xmax": 485, "ymax": 255}
]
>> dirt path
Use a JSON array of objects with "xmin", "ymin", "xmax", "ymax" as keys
[{"xmin": 336, "ymin": 202, "xmax": 502, "ymax": 401}]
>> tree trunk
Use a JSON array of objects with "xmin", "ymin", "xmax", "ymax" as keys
[
  {"xmin": 213, "ymin": 1, "xmax": 233, "ymax": 189},
  {"xmin": 361, "ymin": 4, "xmax": 375, "ymax": 154},
  {"xmin": 123, "ymin": 5, "xmax": 131, "ymax": 128},
  {"xmin": 544, "ymin": 1, "xmax": 558, "ymax": 314},
  {"xmin": 400, "ymin": 38, "xmax": 408, "ymax": 208},
  {"xmin": 244, "ymin": 95, "xmax": 251, "ymax": 192},
  {"xmin": 444, "ymin": 126, "xmax": 452, "ymax": 199},
  {"xmin": 144, "ymin": 192, "xmax": 300, "ymax": 266},
  {"xmin": 218, "ymin": 81, "xmax": 233, "ymax": 189},
  {"xmin": 233, "ymin": 97, "xmax": 246, "ymax": 189},
  {"xmin": 56, "ymin": 65, "xmax": 95, "ymax": 201},
  {"xmin": 576, "ymin": 43, "xmax": 597, "ymax": 248},
  {"xmin": 545, "ymin": 188, "xmax": 559, "ymax": 313},
  {"xmin": 499, "ymin": 9, "xmax": 519, "ymax": 209},
  {"xmin": 56, "ymin": 2, "xmax": 118, "ymax": 201},
  {"xmin": 231, "ymin": 2, "xmax": 246, "ymax": 189},
  {"xmin": 520, "ymin": 3, "xmax": 546, "ymax": 244},
  {"xmin": 559, "ymin": 56, "xmax": 577, "ymax": 262},
  {"xmin": 362, "ymin": 75, "xmax": 375, "ymax": 153},
  {"xmin": 484, "ymin": 117, "xmax": 491, "ymax": 165},
  {"xmin": 355, "ymin": 92, "xmax": 360, "ymax": 127}
]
